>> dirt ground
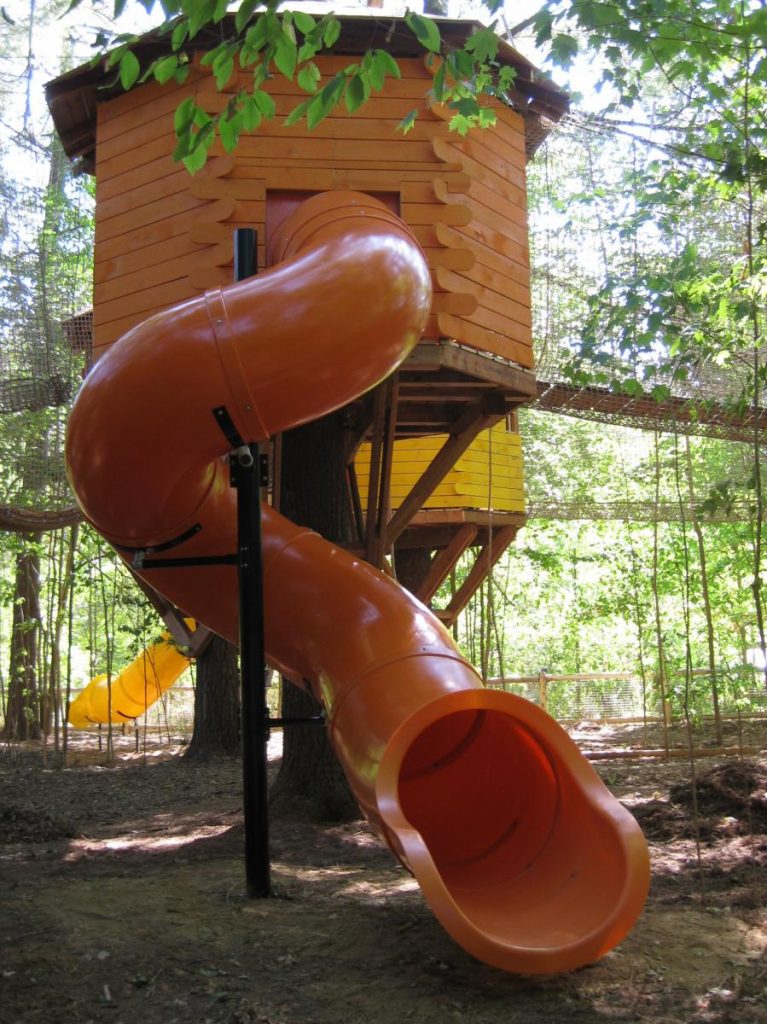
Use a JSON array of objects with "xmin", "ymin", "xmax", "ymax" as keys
[{"xmin": 1, "ymin": 720, "xmax": 766, "ymax": 1024}]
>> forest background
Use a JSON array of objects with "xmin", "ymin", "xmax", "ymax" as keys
[{"xmin": 1, "ymin": 0, "xmax": 766, "ymax": 751}]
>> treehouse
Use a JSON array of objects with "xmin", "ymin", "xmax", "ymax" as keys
[{"xmin": 47, "ymin": 14, "xmax": 568, "ymax": 628}]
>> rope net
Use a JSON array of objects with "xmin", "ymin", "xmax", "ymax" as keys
[
  {"xmin": 520, "ymin": 404, "xmax": 759, "ymax": 524},
  {"xmin": 0, "ymin": 134, "xmax": 92, "ymax": 531},
  {"xmin": 528, "ymin": 114, "xmax": 767, "ymax": 444}
]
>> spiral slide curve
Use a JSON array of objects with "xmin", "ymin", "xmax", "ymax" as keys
[{"xmin": 66, "ymin": 192, "xmax": 649, "ymax": 974}]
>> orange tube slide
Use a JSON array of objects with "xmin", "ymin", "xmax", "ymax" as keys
[
  {"xmin": 66, "ymin": 192, "xmax": 649, "ymax": 973},
  {"xmin": 68, "ymin": 632, "xmax": 191, "ymax": 728}
]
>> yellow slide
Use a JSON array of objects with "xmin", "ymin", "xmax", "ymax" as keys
[{"xmin": 68, "ymin": 633, "xmax": 191, "ymax": 728}]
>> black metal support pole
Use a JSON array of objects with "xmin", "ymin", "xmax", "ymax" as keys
[
  {"xmin": 231, "ymin": 227, "xmax": 270, "ymax": 898},
  {"xmin": 233, "ymin": 442, "xmax": 270, "ymax": 898}
]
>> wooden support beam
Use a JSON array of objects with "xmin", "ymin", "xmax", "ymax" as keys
[
  {"xmin": 413, "ymin": 523, "xmax": 478, "ymax": 605},
  {"xmin": 364, "ymin": 382, "xmax": 388, "ymax": 563},
  {"xmin": 384, "ymin": 394, "xmax": 507, "ymax": 548},
  {"xmin": 373, "ymin": 375, "xmax": 400, "ymax": 568},
  {"xmin": 438, "ymin": 524, "xmax": 518, "ymax": 628}
]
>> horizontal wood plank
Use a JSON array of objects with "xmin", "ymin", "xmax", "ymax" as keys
[
  {"xmin": 436, "ymin": 268, "xmax": 531, "ymax": 326},
  {"xmin": 97, "ymin": 132, "xmax": 178, "ymax": 182},
  {"xmin": 189, "ymin": 177, "xmax": 266, "ymax": 201},
  {"xmin": 97, "ymin": 165, "xmax": 199, "ymax": 223},
  {"xmin": 464, "ymin": 301, "xmax": 533, "ymax": 344},
  {"xmin": 94, "ymin": 231, "xmax": 206, "ymax": 285},
  {"xmin": 431, "ymin": 292, "xmax": 477, "ymax": 316},
  {"xmin": 99, "ymin": 76, "xmax": 197, "ymax": 141},
  {"xmin": 402, "ymin": 202, "xmax": 471, "ymax": 227},
  {"xmin": 436, "ymin": 312, "xmax": 533, "ymax": 367},
  {"xmin": 94, "ymin": 277, "xmax": 196, "ymax": 330},
  {"xmin": 432, "ymin": 135, "xmax": 525, "ymax": 192},
  {"xmin": 436, "ymin": 223, "xmax": 528, "ymax": 285},
  {"xmin": 95, "ymin": 190, "xmax": 208, "ymax": 243}
]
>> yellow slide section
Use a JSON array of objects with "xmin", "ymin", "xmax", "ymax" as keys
[{"xmin": 68, "ymin": 633, "xmax": 191, "ymax": 728}]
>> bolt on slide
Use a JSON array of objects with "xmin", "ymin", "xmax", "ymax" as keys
[{"xmin": 66, "ymin": 192, "xmax": 650, "ymax": 974}]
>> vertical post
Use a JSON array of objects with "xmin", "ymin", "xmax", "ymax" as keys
[
  {"xmin": 538, "ymin": 669, "xmax": 548, "ymax": 713},
  {"xmin": 232, "ymin": 228, "xmax": 270, "ymax": 898}
]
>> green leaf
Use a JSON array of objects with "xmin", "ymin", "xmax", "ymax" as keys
[
  {"xmin": 188, "ymin": 0, "xmax": 215, "ymax": 39},
  {"xmin": 174, "ymin": 97, "xmax": 195, "ymax": 136},
  {"xmin": 184, "ymin": 122, "xmax": 216, "ymax": 172},
  {"xmin": 297, "ymin": 40, "xmax": 319, "ymax": 63},
  {"xmin": 448, "ymin": 113, "xmax": 472, "ymax": 136},
  {"xmin": 368, "ymin": 55, "xmax": 385, "ymax": 92},
  {"xmin": 218, "ymin": 115, "xmax": 239, "ymax": 153},
  {"xmin": 405, "ymin": 12, "xmax": 441, "ymax": 53},
  {"xmin": 153, "ymin": 55, "xmax": 179, "ymax": 85},
  {"xmin": 478, "ymin": 107, "xmax": 496, "ymax": 129},
  {"xmin": 372, "ymin": 49, "xmax": 400, "ymax": 80},
  {"xmin": 253, "ymin": 90, "xmax": 276, "ymax": 118},
  {"xmin": 119, "ymin": 50, "xmax": 141, "ymax": 90},
  {"xmin": 241, "ymin": 96, "xmax": 262, "ymax": 131},
  {"xmin": 106, "ymin": 43, "xmax": 126, "ymax": 69},
  {"xmin": 306, "ymin": 96, "xmax": 331, "ymax": 130},
  {"xmin": 183, "ymin": 144, "xmax": 209, "ymax": 174},
  {"xmin": 345, "ymin": 72, "xmax": 366, "ymax": 114},
  {"xmin": 431, "ymin": 60, "xmax": 446, "ymax": 102},
  {"xmin": 306, "ymin": 75, "xmax": 344, "ymax": 130},
  {"xmin": 550, "ymin": 33, "xmax": 579, "ymax": 67},
  {"xmin": 213, "ymin": 54, "xmax": 234, "ymax": 89},
  {"xmin": 323, "ymin": 16, "xmax": 341, "ymax": 48},
  {"xmin": 450, "ymin": 96, "xmax": 479, "ymax": 118},
  {"xmin": 620, "ymin": 378, "xmax": 644, "ymax": 398},
  {"xmin": 398, "ymin": 109, "xmax": 418, "ymax": 134},
  {"xmin": 293, "ymin": 10, "xmax": 316, "ymax": 35},
  {"xmin": 284, "ymin": 97, "xmax": 311, "ymax": 126},
  {"xmin": 171, "ymin": 19, "xmax": 188, "ymax": 50},
  {"xmin": 297, "ymin": 62, "xmax": 321, "ymax": 93},
  {"xmin": 464, "ymin": 27, "xmax": 498, "ymax": 63},
  {"xmin": 235, "ymin": 0, "xmax": 259, "ymax": 33},
  {"xmin": 274, "ymin": 35, "xmax": 297, "ymax": 79}
]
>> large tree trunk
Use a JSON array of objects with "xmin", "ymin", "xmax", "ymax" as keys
[
  {"xmin": 4, "ymin": 532, "xmax": 42, "ymax": 740},
  {"xmin": 185, "ymin": 634, "xmax": 241, "ymax": 759},
  {"xmin": 269, "ymin": 411, "xmax": 359, "ymax": 822}
]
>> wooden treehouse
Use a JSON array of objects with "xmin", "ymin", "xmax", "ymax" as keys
[{"xmin": 47, "ymin": 14, "xmax": 568, "ymax": 633}]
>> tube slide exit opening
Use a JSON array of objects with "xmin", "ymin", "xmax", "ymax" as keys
[{"xmin": 376, "ymin": 690, "xmax": 648, "ymax": 973}]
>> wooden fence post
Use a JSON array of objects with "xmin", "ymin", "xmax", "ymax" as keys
[{"xmin": 538, "ymin": 670, "xmax": 548, "ymax": 712}]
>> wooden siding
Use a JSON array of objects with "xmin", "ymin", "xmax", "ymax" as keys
[
  {"xmin": 92, "ymin": 56, "xmax": 532, "ymax": 368},
  {"xmin": 355, "ymin": 423, "xmax": 525, "ymax": 514}
]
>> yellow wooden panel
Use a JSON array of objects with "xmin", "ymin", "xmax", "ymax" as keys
[{"xmin": 355, "ymin": 424, "xmax": 525, "ymax": 514}]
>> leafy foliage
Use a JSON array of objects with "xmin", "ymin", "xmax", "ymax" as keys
[{"xmin": 78, "ymin": 1, "xmax": 522, "ymax": 172}]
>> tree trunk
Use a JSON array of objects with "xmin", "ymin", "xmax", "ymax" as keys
[
  {"xmin": 269, "ymin": 410, "xmax": 359, "ymax": 822},
  {"xmin": 185, "ymin": 634, "xmax": 241, "ymax": 759},
  {"xmin": 4, "ymin": 532, "xmax": 42, "ymax": 740},
  {"xmin": 394, "ymin": 546, "xmax": 432, "ymax": 594}
]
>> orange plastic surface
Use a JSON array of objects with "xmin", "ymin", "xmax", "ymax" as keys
[
  {"xmin": 68, "ymin": 632, "xmax": 190, "ymax": 728},
  {"xmin": 66, "ymin": 191, "xmax": 649, "ymax": 973}
]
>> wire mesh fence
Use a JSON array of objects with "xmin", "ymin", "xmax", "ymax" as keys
[
  {"xmin": 0, "ymin": 134, "xmax": 93, "ymax": 529},
  {"xmin": 488, "ymin": 666, "xmax": 767, "ymax": 726}
]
